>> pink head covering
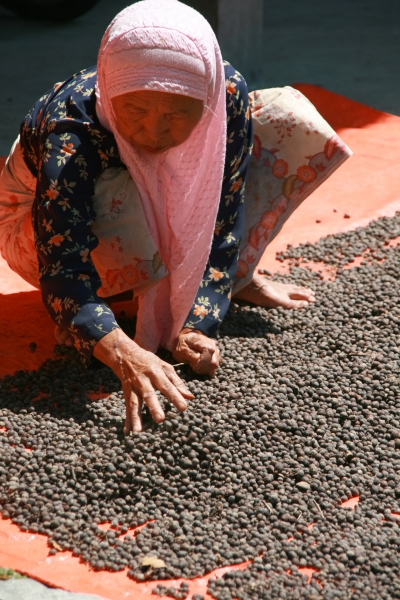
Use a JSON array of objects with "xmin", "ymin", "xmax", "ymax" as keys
[{"xmin": 95, "ymin": 0, "xmax": 226, "ymax": 352}]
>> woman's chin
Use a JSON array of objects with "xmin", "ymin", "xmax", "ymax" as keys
[{"xmin": 139, "ymin": 143, "xmax": 172, "ymax": 154}]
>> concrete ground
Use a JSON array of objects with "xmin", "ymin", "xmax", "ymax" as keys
[
  {"xmin": 0, "ymin": 578, "xmax": 109, "ymax": 600},
  {"xmin": 0, "ymin": 0, "xmax": 400, "ymax": 154},
  {"xmin": 258, "ymin": 0, "xmax": 400, "ymax": 114},
  {"xmin": 0, "ymin": 0, "xmax": 399, "ymax": 597}
]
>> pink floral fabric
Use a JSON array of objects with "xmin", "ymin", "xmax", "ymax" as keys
[{"xmin": 233, "ymin": 86, "xmax": 353, "ymax": 293}]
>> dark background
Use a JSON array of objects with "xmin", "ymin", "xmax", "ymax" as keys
[{"xmin": 1, "ymin": 0, "xmax": 399, "ymax": 155}]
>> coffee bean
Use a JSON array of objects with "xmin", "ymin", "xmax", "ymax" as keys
[{"xmin": 295, "ymin": 481, "xmax": 310, "ymax": 492}]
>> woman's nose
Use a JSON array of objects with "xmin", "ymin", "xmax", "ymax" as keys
[{"xmin": 144, "ymin": 114, "xmax": 170, "ymax": 140}]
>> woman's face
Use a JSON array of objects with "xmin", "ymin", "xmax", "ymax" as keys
[{"xmin": 111, "ymin": 91, "xmax": 204, "ymax": 154}]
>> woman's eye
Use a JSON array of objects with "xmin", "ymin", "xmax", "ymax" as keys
[
  {"xmin": 168, "ymin": 113, "xmax": 186, "ymax": 122},
  {"xmin": 129, "ymin": 109, "xmax": 147, "ymax": 118}
]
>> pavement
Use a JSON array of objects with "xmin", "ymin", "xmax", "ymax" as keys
[
  {"xmin": 0, "ymin": 578, "xmax": 109, "ymax": 600},
  {"xmin": 1, "ymin": 0, "xmax": 400, "ymax": 155},
  {"xmin": 0, "ymin": 0, "xmax": 128, "ymax": 156},
  {"xmin": 0, "ymin": 0, "xmax": 399, "ymax": 597},
  {"xmin": 255, "ymin": 0, "xmax": 400, "ymax": 114}
]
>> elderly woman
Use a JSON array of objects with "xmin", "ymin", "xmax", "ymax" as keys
[{"xmin": 0, "ymin": 0, "xmax": 350, "ymax": 433}]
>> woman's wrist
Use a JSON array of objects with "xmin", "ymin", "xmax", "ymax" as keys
[
  {"xmin": 180, "ymin": 327, "xmax": 207, "ymax": 336},
  {"xmin": 93, "ymin": 327, "xmax": 136, "ymax": 370}
]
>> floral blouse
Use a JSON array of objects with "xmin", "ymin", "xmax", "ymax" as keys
[{"xmin": 20, "ymin": 62, "xmax": 253, "ymax": 364}]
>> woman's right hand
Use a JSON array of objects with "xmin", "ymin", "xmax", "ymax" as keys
[{"xmin": 93, "ymin": 328, "xmax": 194, "ymax": 434}]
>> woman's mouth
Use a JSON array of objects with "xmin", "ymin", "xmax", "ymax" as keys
[{"xmin": 141, "ymin": 143, "xmax": 170, "ymax": 154}]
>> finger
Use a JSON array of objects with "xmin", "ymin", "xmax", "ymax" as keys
[
  {"xmin": 290, "ymin": 288, "xmax": 316, "ymax": 302},
  {"xmin": 209, "ymin": 347, "xmax": 221, "ymax": 376},
  {"xmin": 290, "ymin": 292, "xmax": 316, "ymax": 302},
  {"xmin": 176, "ymin": 382, "xmax": 195, "ymax": 398},
  {"xmin": 58, "ymin": 330, "xmax": 68, "ymax": 344},
  {"xmin": 124, "ymin": 404, "xmax": 132, "ymax": 435},
  {"xmin": 282, "ymin": 299, "xmax": 309, "ymax": 310},
  {"xmin": 293, "ymin": 285, "xmax": 314, "ymax": 293},
  {"xmin": 193, "ymin": 347, "xmax": 215, "ymax": 375},
  {"xmin": 192, "ymin": 361, "xmax": 214, "ymax": 376},
  {"xmin": 57, "ymin": 329, "xmax": 69, "ymax": 345},
  {"xmin": 153, "ymin": 371, "xmax": 188, "ymax": 413},
  {"xmin": 164, "ymin": 367, "xmax": 194, "ymax": 399},
  {"xmin": 55, "ymin": 326, "xmax": 74, "ymax": 347},
  {"xmin": 130, "ymin": 392, "xmax": 143, "ymax": 433},
  {"xmin": 186, "ymin": 336, "xmax": 213, "ymax": 354},
  {"xmin": 123, "ymin": 384, "xmax": 142, "ymax": 434},
  {"xmin": 208, "ymin": 363, "xmax": 219, "ymax": 377},
  {"xmin": 177, "ymin": 343, "xmax": 201, "ymax": 365},
  {"xmin": 139, "ymin": 383, "xmax": 166, "ymax": 424}
]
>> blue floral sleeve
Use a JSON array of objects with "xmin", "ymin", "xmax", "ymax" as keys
[
  {"xmin": 21, "ymin": 69, "xmax": 122, "ymax": 365},
  {"xmin": 183, "ymin": 62, "xmax": 254, "ymax": 337}
]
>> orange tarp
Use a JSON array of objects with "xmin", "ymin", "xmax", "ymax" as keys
[
  {"xmin": 258, "ymin": 83, "xmax": 400, "ymax": 273},
  {"xmin": 1, "ymin": 85, "xmax": 400, "ymax": 597}
]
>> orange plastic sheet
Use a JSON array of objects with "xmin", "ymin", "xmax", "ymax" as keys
[
  {"xmin": 258, "ymin": 83, "xmax": 400, "ymax": 273},
  {"xmin": 0, "ymin": 518, "xmax": 254, "ymax": 599},
  {"xmin": 1, "ymin": 86, "xmax": 400, "ymax": 597}
]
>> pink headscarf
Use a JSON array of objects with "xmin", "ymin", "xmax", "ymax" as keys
[{"xmin": 95, "ymin": 0, "xmax": 226, "ymax": 352}]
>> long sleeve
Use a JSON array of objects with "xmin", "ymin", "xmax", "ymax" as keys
[
  {"xmin": 22, "ymin": 69, "xmax": 122, "ymax": 364},
  {"xmin": 183, "ymin": 62, "xmax": 254, "ymax": 336}
]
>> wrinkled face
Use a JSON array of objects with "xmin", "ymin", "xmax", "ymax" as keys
[{"xmin": 111, "ymin": 90, "xmax": 204, "ymax": 154}]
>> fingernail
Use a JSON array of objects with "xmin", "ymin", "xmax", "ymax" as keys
[{"xmin": 180, "ymin": 385, "xmax": 194, "ymax": 397}]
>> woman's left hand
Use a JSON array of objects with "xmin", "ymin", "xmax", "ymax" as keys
[{"xmin": 172, "ymin": 329, "xmax": 221, "ymax": 377}]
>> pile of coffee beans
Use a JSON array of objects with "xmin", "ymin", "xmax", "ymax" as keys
[
  {"xmin": 276, "ymin": 213, "xmax": 400, "ymax": 268},
  {"xmin": 0, "ymin": 213, "xmax": 400, "ymax": 600}
]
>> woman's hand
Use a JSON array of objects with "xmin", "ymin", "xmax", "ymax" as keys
[
  {"xmin": 93, "ymin": 328, "xmax": 194, "ymax": 434},
  {"xmin": 172, "ymin": 329, "xmax": 221, "ymax": 377},
  {"xmin": 54, "ymin": 325, "xmax": 74, "ymax": 347}
]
